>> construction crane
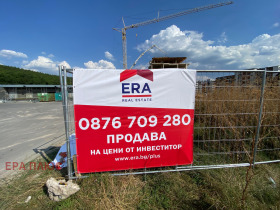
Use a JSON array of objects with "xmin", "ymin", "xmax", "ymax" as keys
[
  {"xmin": 130, "ymin": 45, "xmax": 166, "ymax": 69},
  {"xmin": 113, "ymin": 1, "xmax": 233, "ymax": 69}
]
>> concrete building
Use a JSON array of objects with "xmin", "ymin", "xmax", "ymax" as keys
[
  {"xmin": 195, "ymin": 65, "xmax": 280, "ymax": 94},
  {"xmin": 148, "ymin": 57, "xmax": 189, "ymax": 69},
  {"xmin": 215, "ymin": 65, "xmax": 280, "ymax": 86}
]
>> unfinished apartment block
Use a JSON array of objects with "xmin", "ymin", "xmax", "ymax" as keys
[{"xmin": 148, "ymin": 57, "xmax": 189, "ymax": 69}]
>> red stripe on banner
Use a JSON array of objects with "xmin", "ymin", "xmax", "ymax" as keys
[
  {"xmin": 136, "ymin": 70, "xmax": 153, "ymax": 81},
  {"xmin": 120, "ymin": 69, "xmax": 154, "ymax": 82},
  {"xmin": 122, "ymin": 95, "xmax": 152, "ymax": 98},
  {"xmin": 74, "ymin": 105, "xmax": 194, "ymax": 173},
  {"xmin": 120, "ymin": 70, "xmax": 137, "ymax": 82}
]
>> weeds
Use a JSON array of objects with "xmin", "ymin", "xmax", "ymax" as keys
[
  {"xmin": 1, "ymin": 155, "xmax": 279, "ymax": 209},
  {"xmin": 194, "ymin": 74, "xmax": 280, "ymax": 206},
  {"xmin": 1, "ymin": 73, "xmax": 279, "ymax": 209}
]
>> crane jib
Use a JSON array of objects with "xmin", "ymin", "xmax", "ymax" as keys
[
  {"xmin": 114, "ymin": 1, "xmax": 234, "ymax": 69},
  {"xmin": 125, "ymin": 1, "xmax": 233, "ymax": 30}
]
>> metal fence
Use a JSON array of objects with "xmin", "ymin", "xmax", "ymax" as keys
[{"xmin": 59, "ymin": 66, "xmax": 280, "ymax": 179}]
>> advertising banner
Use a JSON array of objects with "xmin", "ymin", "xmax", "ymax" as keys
[{"xmin": 73, "ymin": 69, "xmax": 196, "ymax": 173}]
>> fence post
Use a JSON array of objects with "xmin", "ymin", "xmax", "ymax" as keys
[
  {"xmin": 59, "ymin": 66, "xmax": 73, "ymax": 179},
  {"xmin": 64, "ymin": 66, "xmax": 73, "ymax": 179},
  {"xmin": 59, "ymin": 66, "xmax": 66, "ymax": 131},
  {"xmin": 252, "ymin": 69, "xmax": 266, "ymax": 167}
]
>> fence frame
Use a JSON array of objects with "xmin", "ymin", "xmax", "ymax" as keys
[{"xmin": 59, "ymin": 66, "xmax": 280, "ymax": 180}]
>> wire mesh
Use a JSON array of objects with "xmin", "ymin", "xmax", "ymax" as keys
[
  {"xmin": 194, "ymin": 71, "xmax": 261, "ymax": 166},
  {"xmin": 255, "ymin": 72, "xmax": 280, "ymax": 161},
  {"xmin": 60, "ymin": 69, "xmax": 280, "ymax": 177}
]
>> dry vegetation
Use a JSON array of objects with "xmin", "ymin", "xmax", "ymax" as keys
[
  {"xmin": 194, "ymin": 76, "xmax": 280, "ymax": 164},
  {"xmin": 0, "ymin": 153, "xmax": 279, "ymax": 209},
  {"xmin": 1, "ymin": 74, "xmax": 279, "ymax": 209}
]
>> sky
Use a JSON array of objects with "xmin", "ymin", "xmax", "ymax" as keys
[{"xmin": 0, "ymin": 0, "xmax": 280, "ymax": 75}]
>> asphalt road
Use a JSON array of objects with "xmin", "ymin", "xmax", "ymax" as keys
[{"xmin": 0, "ymin": 101, "xmax": 66, "ymax": 179}]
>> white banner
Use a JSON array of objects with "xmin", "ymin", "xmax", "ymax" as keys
[
  {"xmin": 73, "ymin": 69, "xmax": 196, "ymax": 173},
  {"xmin": 73, "ymin": 69, "xmax": 196, "ymax": 109}
]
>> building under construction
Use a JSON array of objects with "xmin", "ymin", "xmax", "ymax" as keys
[{"xmin": 148, "ymin": 57, "xmax": 189, "ymax": 69}]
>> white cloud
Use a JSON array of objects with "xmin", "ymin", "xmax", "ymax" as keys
[
  {"xmin": 217, "ymin": 32, "xmax": 227, "ymax": 44},
  {"xmin": 84, "ymin": 59, "xmax": 116, "ymax": 69},
  {"xmin": 197, "ymin": 75, "xmax": 215, "ymax": 81},
  {"xmin": 273, "ymin": 22, "xmax": 279, "ymax": 28},
  {"xmin": 72, "ymin": 66, "xmax": 82, "ymax": 69},
  {"xmin": 59, "ymin": 61, "xmax": 71, "ymax": 69},
  {"xmin": 23, "ymin": 56, "xmax": 71, "ymax": 74},
  {"xmin": 41, "ymin": 52, "xmax": 54, "ymax": 58},
  {"xmin": 24, "ymin": 56, "xmax": 56, "ymax": 70},
  {"xmin": 0, "ymin": 49, "xmax": 28, "ymax": 58},
  {"xmin": 105, "ymin": 51, "xmax": 114, "ymax": 60},
  {"xmin": 136, "ymin": 25, "xmax": 280, "ymax": 69}
]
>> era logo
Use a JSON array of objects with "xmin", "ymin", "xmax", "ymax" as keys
[
  {"xmin": 122, "ymin": 83, "xmax": 151, "ymax": 94},
  {"xmin": 120, "ymin": 69, "xmax": 153, "ymax": 98}
]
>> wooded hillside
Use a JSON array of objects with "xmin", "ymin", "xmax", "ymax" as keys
[{"xmin": 0, "ymin": 65, "xmax": 72, "ymax": 84}]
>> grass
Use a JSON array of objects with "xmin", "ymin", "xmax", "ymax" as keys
[
  {"xmin": 1, "ymin": 75, "xmax": 279, "ymax": 209},
  {"xmin": 194, "ymin": 80, "xmax": 280, "ymax": 165},
  {"xmin": 0, "ymin": 148, "xmax": 279, "ymax": 209}
]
